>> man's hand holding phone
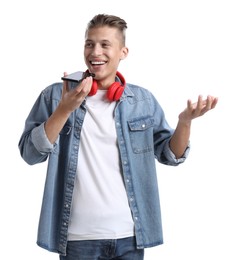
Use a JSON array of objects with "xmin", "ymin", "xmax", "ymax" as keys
[{"xmin": 60, "ymin": 71, "xmax": 94, "ymax": 114}]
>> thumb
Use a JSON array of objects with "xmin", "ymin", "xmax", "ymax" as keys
[{"xmin": 62, "ymin": 72, "xmax": 69, "ymax": 93}]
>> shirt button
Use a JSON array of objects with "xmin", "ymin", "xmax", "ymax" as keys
[
  {"xmin": 142, "ymin": 124, "xmax": 145, "ymax": 128},
  {"xmin": 135, "ymin": 217, "xmax": 138, "ymax": 220}
]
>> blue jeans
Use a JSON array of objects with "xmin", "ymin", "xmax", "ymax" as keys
[{"xmin": 60, "ymin": 237, "xmax": 144, "ymax": 260}]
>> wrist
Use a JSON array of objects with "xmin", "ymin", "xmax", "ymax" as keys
[
  {"xmin": 178, "ymin": 118, "xmax": 192, "ymax": 127},
  {"xmin": 57, "ymin": 103, "xmax": 72, "ymax": 118}
]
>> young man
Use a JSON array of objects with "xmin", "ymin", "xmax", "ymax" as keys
[{"xmin": 18, "ymin": 14, "xmax": 218, "ymax": 260}]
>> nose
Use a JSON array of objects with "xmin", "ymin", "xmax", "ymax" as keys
[{"xmin": 91, "ymin": 44, "xmax": 102, "ymax": 56}]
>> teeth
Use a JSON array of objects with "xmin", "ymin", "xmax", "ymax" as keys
[{"xmin": 91, "ymin": 61, "xmax": 105, "ymax": 65}]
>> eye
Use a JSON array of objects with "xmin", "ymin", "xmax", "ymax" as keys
[
  {"xmin": 102, "ymin": 43, "xmax": 110, "ymax": 48},
  {"xmin": 85, "ymin": 42, "xmax": 93, "ymax": 48}
]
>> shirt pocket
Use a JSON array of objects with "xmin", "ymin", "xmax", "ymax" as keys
[
  {"xmin": 52, "ymin": 124, "xmax": 72, "ymax": 154},
  {"xmin": 128, "ymin": 116, "xmax": 154, "ymax": 154},
  {"xmin": 59, "ymin": 124, "xmax": 72, "ymax": 135}
]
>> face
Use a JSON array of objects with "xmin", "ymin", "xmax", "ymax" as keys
[{"xmin": 84, "ymin": 26, "xmax": 128, "ymax": 89}]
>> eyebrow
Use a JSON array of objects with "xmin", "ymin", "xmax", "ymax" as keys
[{"xmin": 85, "ymin": 39, "xmax": 112, "ymax": 44}]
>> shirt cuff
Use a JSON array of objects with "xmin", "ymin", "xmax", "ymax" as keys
[
  {"xmin": 164, "ymin": 141, "xmax": 190, "ymax": 164},
  {"xmin": 31, "ymin": 122, "xmax": 58, "ymax": 153}
]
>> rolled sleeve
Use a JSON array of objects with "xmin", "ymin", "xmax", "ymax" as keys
[
  {"xmin": 31, "ymin": 122, "xmax": 59, "ymax": 154},
  {"xmin": 164, "ymin": 141, "xmax": 190, "ymax": 164}
]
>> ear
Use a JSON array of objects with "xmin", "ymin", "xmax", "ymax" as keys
[{"xmin": 120, "ymin": 46, "xmax": 129, "ymax": 60}]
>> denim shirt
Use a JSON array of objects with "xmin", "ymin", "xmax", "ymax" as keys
[{"xmin": 18, "ymin": 81, "xmax": 189, "ymax": 255}]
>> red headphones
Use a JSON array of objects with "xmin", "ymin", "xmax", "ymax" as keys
[{"xmin": 88, "ymin": 71, "xmax": 126, "ymax": 101}]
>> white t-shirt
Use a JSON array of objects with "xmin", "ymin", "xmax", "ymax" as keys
[{"xmin": 68, "ymin": 90, "xmax": 134, "ymax": 240}]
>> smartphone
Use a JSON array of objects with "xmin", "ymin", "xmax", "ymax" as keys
[{"xmin": 61, "ymin": 71, "xmax": 95, "ymax": 83}]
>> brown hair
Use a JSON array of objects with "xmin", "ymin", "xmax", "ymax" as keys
[{"xmin": 85, "ymin": 14, "xmax": 127, "ymax": 46}]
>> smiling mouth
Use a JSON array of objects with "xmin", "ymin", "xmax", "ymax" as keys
[{"xmin": 90, "ymin": 61, "xmax": 107, "ymax": 65}]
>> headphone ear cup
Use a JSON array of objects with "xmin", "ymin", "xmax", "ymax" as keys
[
  {"xmin": 107, "ymin": 82, "xmax": 124, "ymax": 101},
  {"xmin": 87, "ymin": 71, "xmax": 125, "ymax": 100},
  {"xmin": 88, "ymin": 80, "xmax": 98, "ymax": 96}
]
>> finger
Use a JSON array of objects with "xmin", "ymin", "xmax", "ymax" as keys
[
  {"xmin": 191, "ymin": 95, "xmax": 204, "ymax": 117},
  {"xmin": 187, "ymin": 99, "xmax": 193, "ymax": 111},
  {"xmin": 200, "ymin": 95, "xmax": 215, "ymax": 115},
  {"xmin": 72, "ymin": 77, "xmax": 91, "ymax": 101},
  {"xmin": 75, "ymin": 76, "xmax": 93, "ymax": 95},
  {"xmin": 83, "ymin": 76, "xmax": 93, "ymax": 92},
  {"xmin": 197, "ymin": 95, "xmax": 204, "ymax": 110},
  {"xmin": 211, "ymin": 97, "xmax": 218, "ymax": 109},
  {"xmin": 204, "ymin": 95, "xmax": 213, "ymax": 110},
  {"xmin": 203, "ymin": 96, "xmax": 218, "ymax": 110},
  {"xmin": 62, "ymin": 72, "xmax": 69, "ymax": 93},
  {"xmin": 207, "ymin": 96, "xmax": 214, "ymax": 110}
]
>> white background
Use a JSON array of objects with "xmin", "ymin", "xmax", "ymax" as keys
[{"xmin": 0, "ymin": 0, "xmax": 233, "ymax": 259}]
